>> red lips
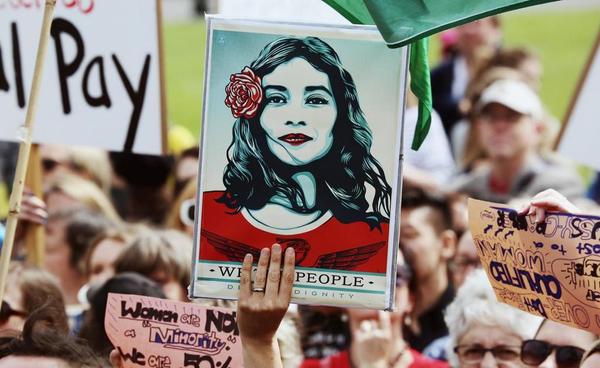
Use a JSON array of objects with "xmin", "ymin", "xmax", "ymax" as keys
[{"xmin": 278, "ymin": 134, "xmax": 313, "ymax": 146}]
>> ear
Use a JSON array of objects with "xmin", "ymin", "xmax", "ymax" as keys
[{"xmin": 440, "ymin": 229, "xmax": 457, "ymax": 261}]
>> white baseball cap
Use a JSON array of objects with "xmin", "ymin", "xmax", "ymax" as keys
[{"xmin": 475, "ymin": 79, "xmax": 543, "ymax": 120}]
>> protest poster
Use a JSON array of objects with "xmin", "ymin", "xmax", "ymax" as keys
[
  {"xmin": 469, "ymin": 198, "xmax": 600, "ymax": 335},
  {"xmin": 105, "ymin": 293, "xmax": 243, "ymax": 368},
  {"xmin": 0, "ymin": 0, "xmax": 166, "ymax": 154},
  {"xmin": 557, "ymin": 32, "xmax": 600, "ymax": 170},
  {"xmin": 190, "ymin": 17, "xmax": 408, "ymax": 309}
]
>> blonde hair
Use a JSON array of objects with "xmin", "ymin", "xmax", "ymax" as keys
[
  {"xmin": 67, "ymin": 146, "xmax": 112, "ymax": 194},
  {"xmin": 114, "ymin": 228, "xmax": 192, "ymax": 292},
  {"xmin": 83, "ymin": 225, "xmax": 140, "ymax": 277},
  {"xmin": 165, "ymin": 178, "xmax": 196, "ymax": 232},
  {"xmin": 45, "ymin": 173, "xmax": 121, "ymax": 223}
]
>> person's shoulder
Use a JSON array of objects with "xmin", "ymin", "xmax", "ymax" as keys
[{"xmin": 449, "ymin": 166, "xmax": 490, "ymax": 193}]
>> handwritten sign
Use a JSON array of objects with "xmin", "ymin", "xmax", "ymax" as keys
[
  {"xmin": 469, "ymin": 198, "xmax": 600, "ymax": 335},
  {"xmin": 0, "ymin": 0, "xmax": 165, "ymax": 154},
  {"xmin": 105, "ymin": 293, "xmax": 243, "ymax": 368}
]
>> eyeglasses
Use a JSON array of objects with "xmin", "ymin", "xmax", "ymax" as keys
[
  {"xmin": 454, "ymin": 344, "xmax": 521, "ymax": 364},
  {"xmin": 179, "ymin": 198, "xmax": 196, "ymax": 228},
  {"xmin": 521, "ymin": 339, "xmax": 585, "ymax": 368},
  {"xmin": 0, "ymin": 301, "xmax": 27, "ymax": 324}
]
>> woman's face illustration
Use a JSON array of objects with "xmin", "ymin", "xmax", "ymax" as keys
[{"xmin": 260, "ymin": 57, "xmax": 337, "ymax": 166}]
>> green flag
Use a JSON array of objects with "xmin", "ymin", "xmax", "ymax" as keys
[
  {"xmin": 323, "ymin": 0, "xmax": 433, "ymax": 150},
  {"xmin": 323, "ymin": 0, "xmax": 559, "ymax": 149}
]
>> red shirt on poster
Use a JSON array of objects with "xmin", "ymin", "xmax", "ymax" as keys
[{"xmin": 199, "ymin": 191, "xmax": 390, "ymax": 273}]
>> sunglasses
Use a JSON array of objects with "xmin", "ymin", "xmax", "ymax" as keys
[
  {"xmin": 521, "ymin": 339, "xmax": 585, "ymax": 368},
  {"xmin": 0, "ymin": 301, "xmax": 26, "ymax": 324},
  {"xmin": 41, "ymin": 158, "xmax": 60, "ymax": 172},
  {"xmin": 454, "ymin": 344, "xmax": 521, "ymax": 364},
  {"xmin": 179, "ymin": 198, "xmax": 196, "ymax": 228}
]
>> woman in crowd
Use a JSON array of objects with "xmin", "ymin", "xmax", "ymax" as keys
[
  {"xmin": 520, "ymin": 319, "xmax": 597, "ymax": 368},
  {"xmin": 0, "ymin": 263, "xmax": 68, "ymax": 335},
  {"xmin": 445, "ymin": 269, "xmax": 542, "ymax": 368},
  {"xmin": 113, "ymin": 228, "xmax": 192, "ymax": 301}
]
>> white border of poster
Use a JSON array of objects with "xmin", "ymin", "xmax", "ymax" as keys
[{"xmin": 190, "ymin": 16, "xmax": 407, "ymax": 309}]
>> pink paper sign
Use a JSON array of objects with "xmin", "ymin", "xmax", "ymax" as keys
[{"xmin": 105, "ymin": 293, "xmax": 243, "ymax": 367}]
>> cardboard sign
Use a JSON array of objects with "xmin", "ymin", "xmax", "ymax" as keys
[
  {"xmin": 0, "ymin": 0, "xmax": 166, "ymax": 154},
  {"xmin": 190, "ymin": 17, "xmax": 407, "ymax": 309},
  {"xmin": 469, "ymin": 198, "xmax": 600, "ymax": 335},
  {"xmin": 105, "ymin": 293, "xmax": 243, "ymax": 368},
  {"xmin": 557, "ymin": 32, "xmax": 600, "ymax": 169}
]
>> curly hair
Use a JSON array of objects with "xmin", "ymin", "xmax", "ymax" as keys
[{"xmin": 218, "ymin": 36, "xmax": 391, "ymax": 227}]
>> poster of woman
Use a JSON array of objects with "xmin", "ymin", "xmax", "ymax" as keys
[{"xmin": 191, "ymin": 17, "xmax": 408, "ymax": 309}]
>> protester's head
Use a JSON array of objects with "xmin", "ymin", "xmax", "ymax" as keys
[
  {"xmin": 450, "ymin": 231, "xmax": 481, "ymax": 288},
  {"xmin": 114, "ymin": 228, "xmax": 192, "ymax": 301},
  {"xmin": 580, "ymin": 340, "xmax": 600, "ymax": 368},
  {"xmin": 0, "ymin": 303, "xmax": 103, "ymax": 368},
  {"xmin": 109, "ymin": 152, "xmax": 175, "ymax": 224},
  {"xmin": 220, "ymin": 36, "xmax": 391, "ymax": 226},
  {"xmin": 472, "ymin": 78, "xmax": 543, "ymax": 163},
  {"xmin": 455, "ymin": 16, "xmax": 502, "ymax": 58},
  {"xmin": 165, "ymin": 177, "xmax": 196, "ymax": 237},
  {"xmin": 479, "ymin": 47, "xmax": 543, "ymax": 91},
  {"xmin": 78, "ymin": 272, "xmax": 167, "ymax": 358},
  {"xmin": 40, "ymin": 145, "xmax": 112, "ymax": 194},
  {"xmin": 446, "ymin": 270, "xmax": 542, "ymax": 367},
  {"xmin": 45, "ymin": 208, "xmax": 116, "ymax": 304},
  {"xmin": 44, "ymin": 173, "xmax": 120, "ymax": 222},
  {"xmin": 521, "ymin": 319, "xmax": 598, "ymax": 368},
  {"xmin": 1, "ymin": 264, "xmax": 68, "ymax": 334},
  {"xmin": 84, "ymin": 226, "xmax": 139, "ymax": 286},
  {"xmin": 399, "ymin": 188, "xmax": 456, "ymax": 283}
]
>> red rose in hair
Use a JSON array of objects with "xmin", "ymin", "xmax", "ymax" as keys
[{"xmin": 224, "ymin": 67, "xmax": 263, "ymax": 119}]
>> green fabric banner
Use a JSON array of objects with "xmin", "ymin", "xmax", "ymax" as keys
[{"xmin": 322, "ymin": 0, "xmax": 558, "ymax": 150}]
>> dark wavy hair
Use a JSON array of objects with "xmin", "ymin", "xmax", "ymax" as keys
[{"xmin": 218, "ymin": 36, "xmax": 392, "ymax": 227}]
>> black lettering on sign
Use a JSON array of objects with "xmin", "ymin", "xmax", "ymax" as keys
[
  {"xmin": 120, "ymin": 301, "xmax": 179, "ymax": 323},
  {"xmin": 184, "ymin": 353, "xmax": 232, "ymax": 368},
  {"xmin": 113, "ymin": 54, "xmax": 151, "ymax": 152},
  {"xmin": 117, "ymin": 346, "xmax": 146, "ymax": 366},
  {"xmin": 51, "ymin": 17, "xmax": 85, "ymax": 114},
  {"xmin": 0, "ymin": 43, "xmax": 8, "ymax": 91},
  {"xmin": 82, "ymin": 55, "xmax": 111, "ymax": 107},
  {"xmin": 204, "ymin": 310, "xmax": 239, "ymax": 336},
  {"xmin": 11, "ymin": 22, "xmax": 25, "ymax": 108}
]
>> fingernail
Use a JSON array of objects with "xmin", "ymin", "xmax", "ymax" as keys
[
  {"xmin": 286, "ymin": 247, "xmax": 294, "ymax": 255},
  {"xmin": 244, "ymin": 253, "xmax": 252, "ymax": 262},
  {"xmin": 260, "ymin": 248, "xmax": 269, "ymax": 256},
  {"xmin": 272, "ymin": 243, "xmax": 281, "ymax": 251}
]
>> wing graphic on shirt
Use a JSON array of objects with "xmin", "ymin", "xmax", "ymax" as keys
[
  {"xmin": 201, "ymin": 230, "xmax": 311, "ymax": 265},
  {"xmin": 201, "ymin": 230, "xmax": 261, "ymax": 262},
  {"xmin": 312, "ymin": 241, "xmax": 386, "ymax": 270}
]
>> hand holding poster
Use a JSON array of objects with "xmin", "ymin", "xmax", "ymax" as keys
[
  {"xmin": 105, "ymin": 293, "xmax": 243, "ymax": 368},
  {"xmin": 469, "ymin": 198, "xmax": 600, "ymax": 335},
  {"xmin": 190, "ymin": 17, "xmax": 407, "ymax": 309}
]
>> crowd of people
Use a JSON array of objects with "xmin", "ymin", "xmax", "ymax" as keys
[{"xmin": 0, "ymin": 15, "xmax": 599, "ymax": 368}]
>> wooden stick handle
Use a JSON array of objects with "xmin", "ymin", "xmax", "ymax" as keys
[{"xmin": 0, "ymin": 0, "xmax": 56, "ymax": 302}]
